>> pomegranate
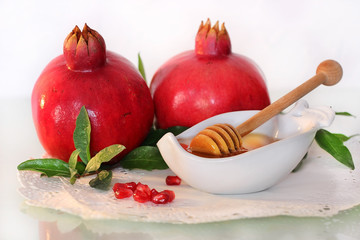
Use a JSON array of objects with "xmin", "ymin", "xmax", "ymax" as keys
[
  {"xmin": 32, "ymin": 24, "xmax": 154, "ymax": 164},
  {"xmin": 150, "ymin": 19, "xmax": 271, "ymax": 128}
]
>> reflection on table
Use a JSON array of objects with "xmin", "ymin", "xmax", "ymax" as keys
[{"xmin": 20, "ymin": 203, "xmax": 360, "ymax": 240}]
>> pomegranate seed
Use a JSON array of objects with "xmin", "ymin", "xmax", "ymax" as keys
[
  {"xmin": 113, "ymin": 183, "xmax": 127, "ymax": 192},
  {"xmin": 166, "ymin": 176, "xmax": 181, "ymax": 185},
  {"xmin": 162, "ymin": 190, "xmax": 175, "ymax": 202},
  {"xmin": 133, "ymin": 183, "xmax": 151, "ymax": 203},
  {"xmin": 136, "ymin": 183, "xmax": 151, "ymax": 194},
  {"xmin": 151, "ymin": 188, "xmax": 159, "ymax": 199},
  {"xmin": 133, "ymin": 189, "xmax": 151, "ymax": 203},
  {"xmin": 113, "ymin": 182, "xmax": 137, "ymax": 192},
  {"xmin": 152, "ymin": 192, "xmax": 170, "ymax": 204},
  {"xmin": 113, "ymin": 181, "xmax": 176, "ymax": 205},
  {"xmin": 125, "ymin": 182, "xmax": 137, "ymax": 192},
  {"xmin": 114, "ymin": 187, "xmax": 133, "ymax": 199}
]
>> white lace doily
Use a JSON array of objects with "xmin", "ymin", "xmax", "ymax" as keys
[{"xmin": 18, "ymin": 137, "xmax": 360, "ymax": 224}]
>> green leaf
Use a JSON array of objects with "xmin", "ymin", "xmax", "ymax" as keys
[
  {"xmin": 68, "ymin": 149, "xmax": 80, "ymax": 171},
  {"xmin": 167, "ymin": 126, "xmax": 189, "ymax": 136},
  {"xmin": 141, "ymin": 126, "xmax": 189, "ymax": 147},
  {"xmin": 68, "ymin": 149, "xmax": 81, "ymax": 184},
  {"xmin": 89, "ymin": 170, "xmax": 113, "ymax": 190},
  {"xmin": 335, "ymin": 112, "xmax": 356, "ymax": 117},
  {"xmin": 75, "ymin": 161, "xmax": 86, "ymax": 175},
  {"xmin": 73, "ymin": 106, "xmax": 91, "ymax": 165},
  {"xmin": 17, "ymin": 159, "xmax": 70, "ymax": 177},
  {"xmin": 121, "ymin": 146, "xmax": 168, "ymax": 170},
  {"xmin": 332, "ymin": 133, "xmax": 351, "ymax": 142},
  {"xmin": 334, "ymin": 133, "xmax": 360, "ymax": 142},
  {"xmin": 84, "ymin": 144, "xmax": 125, "ymax": 174},
  {"xmin": 315, "ymin": 129, "xmax": 355, "ymax": 170},
  {"xmin": 138, "ymin": 53, "xmax": 146, "ymax": 83},
  {"xmin": 141, "ymin": 128, "xmax": 168, "ymax": 146}
]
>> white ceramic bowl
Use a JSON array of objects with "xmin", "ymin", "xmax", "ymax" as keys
[{"xmin": 157, "ymin": 100, "xmax": 335, "ymax": 194}]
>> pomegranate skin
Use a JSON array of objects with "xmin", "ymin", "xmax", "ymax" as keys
[
  {"xmin": 150, "ymin": 51, "xmax": 270, "ymax": 129},
  {"xmin": 32, "ymin": 51, "xmax": 154, "ymax": 164},
  {"xmin": 150, "ymin": 20, "xmax": 270, "ymax": 129}
]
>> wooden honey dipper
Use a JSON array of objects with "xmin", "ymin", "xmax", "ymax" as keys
[{"xmin": 189, "ymin": 60, "xmax": 343, "ymax": 157}]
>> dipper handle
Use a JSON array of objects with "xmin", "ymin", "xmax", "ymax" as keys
[{"xmin": 236, "ymin": 60, "xmax": 343, "ymax": 137}]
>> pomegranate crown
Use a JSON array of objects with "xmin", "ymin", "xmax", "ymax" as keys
[
  {"xmin": 195, "ymin": 19, "xmax": 231, "ymax": 56},
  {"xmin": 63, "ymin": 23, "xmax": 106, "ymax": 71}
]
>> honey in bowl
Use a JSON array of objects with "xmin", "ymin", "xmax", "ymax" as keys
[
  {"xmin": 183, "ymin": 133, "xmax": 278, "ymax": 158},
  {"xmin": 241, "ymin": 133, "xmax": 278, "ymax": 151}
]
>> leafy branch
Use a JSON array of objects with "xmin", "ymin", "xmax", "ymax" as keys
[
  {"xmin": 313, "ymin": 112, "xmax": 357, "ymax": 170},
  {"xmin": 315, "ymin": 129, "xmax": 355, "ymax": 170},
  {"xmin": 18, "ymin": 106, "xmax": 125, "ymax": 190}
]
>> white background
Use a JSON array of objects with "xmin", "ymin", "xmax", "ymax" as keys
[
  {"xmin": 1, "ymin": 2, "xmax": 360, "ymax": 239},
  {"xmin": 0, "ymin": 0, "xmax": 359, "ymax": 98}
]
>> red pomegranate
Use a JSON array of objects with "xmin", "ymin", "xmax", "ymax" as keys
[
  {"xmin": 150, "ymin": 19, "xmax": 271, "ymax": 129},
  {"xmin": 31, "ymin": 24, "xmax": 154, "ymax": 164}
]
